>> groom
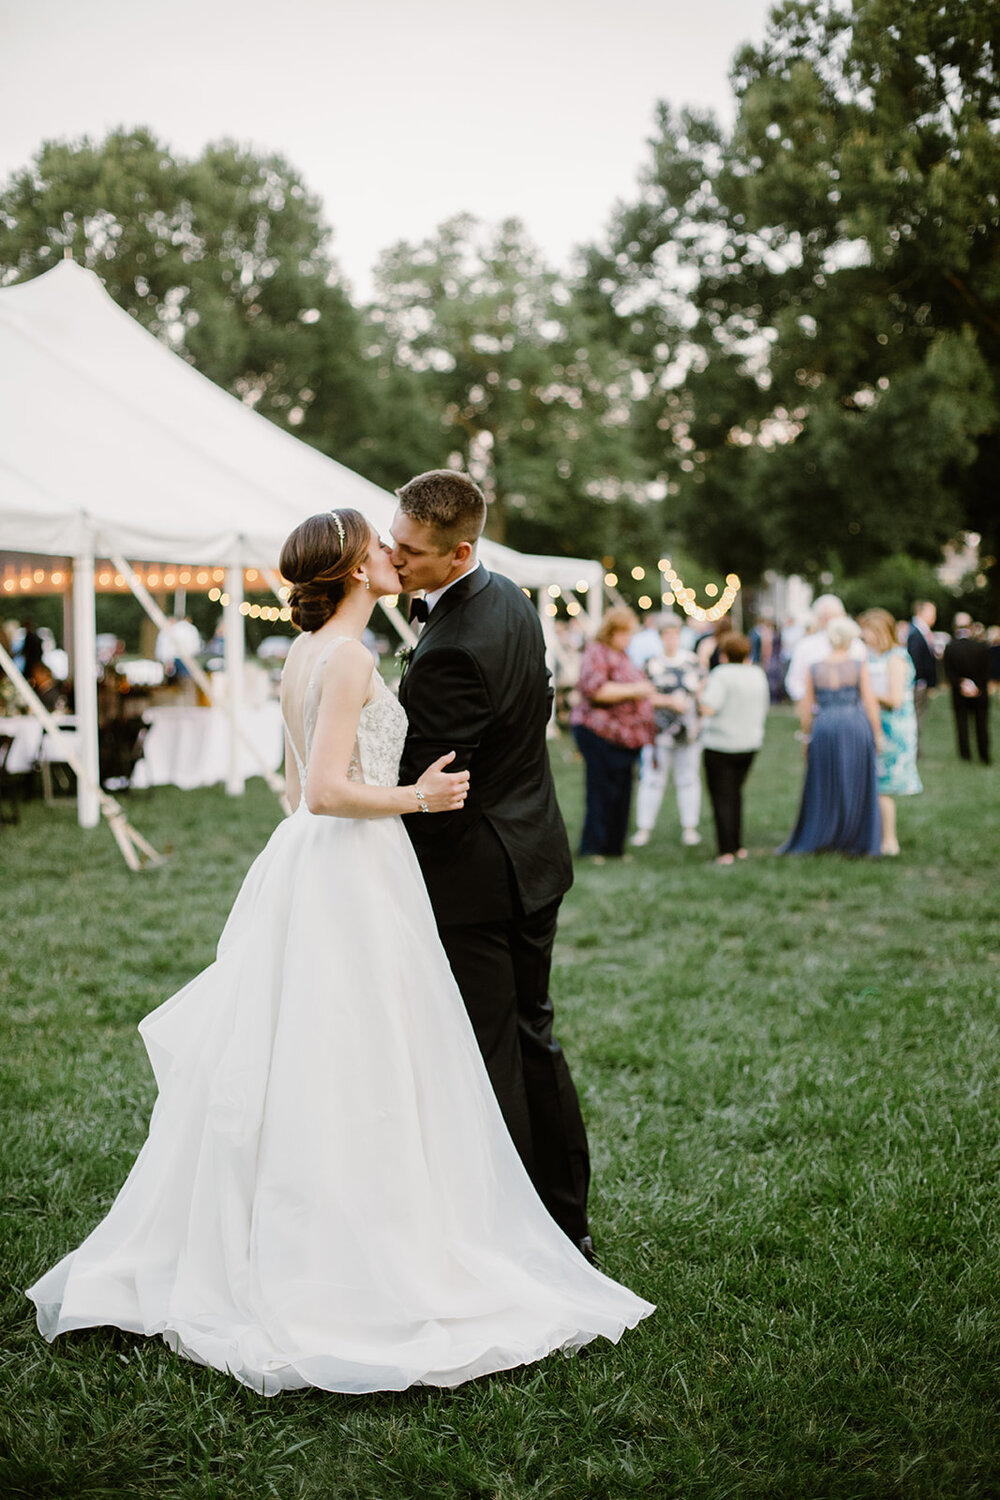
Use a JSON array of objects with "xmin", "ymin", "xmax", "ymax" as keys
[{"xmin": 391, "ymin": 470, "xmax": 594, "ymax": 1259}]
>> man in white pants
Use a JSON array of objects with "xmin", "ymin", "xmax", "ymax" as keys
[{"xmin": 631, "ymin": 614, "xmax": 705, "ymax": 847}]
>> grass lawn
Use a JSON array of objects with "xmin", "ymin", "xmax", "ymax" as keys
[{"xmin": 1, "ymin": 696, "xmax": 998, "ymax": 1499}]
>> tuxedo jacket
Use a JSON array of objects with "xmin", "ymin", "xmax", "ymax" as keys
[
  {"xmin": 942, "ymin": 635, "xmax": 990, "ymax": 693},
  {"xmin": 398, "ymin": 568, "xmax": 573, "ymax": 926},
  {"xmin": 906, "ymin": 624, "xmax": 938, "ymax": 688}
]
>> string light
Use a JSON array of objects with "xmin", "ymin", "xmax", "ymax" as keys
[
  {"xmin": 0, "ymin": 564, "xmax": 292, "ymax": 598},
  {"xmin": 654, "ymin": 558, "xmax": 742, "ymax": 621}
]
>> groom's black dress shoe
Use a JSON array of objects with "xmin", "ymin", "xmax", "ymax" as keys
[{"xmin": 577, "ymin": 1235, "xmax": 599, "ymax": 1267}]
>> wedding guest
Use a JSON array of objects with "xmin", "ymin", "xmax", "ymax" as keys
[
  {"xmin": 570, "ymin": 607, "xmax": 656, "ymax": 860},
  {"xmin": 695, "ymin": 616, "xmax": 730, "ymax": 673},
  {"xmin": 779, "ymin": 616, "xmax": 882, "ymax": 857},
  {"xmin": 859, "ymin": 608, "xmax": 922, "ymax": 857},
  {"xmin": 942, "ymin": 613, "xmax": 991, "ymax": 765},
  {"xmin": 631, "ymin": 613, "xmax": 704, "ymax": 848},
  {"xmin": 988, "ymin": 625, "xmax": 1000, "ymax": 693},
  {"xmin": 906, "ymin": 600, "xmax": 938, "ymax": 743},
  {"xmin": 19, "ymin": 618, "xmax": 44, "ymax": 679},
  {"xmin": 627, "ymin": 611, "xmax": 672, "ymax": 671},
  {"xmin": 698, "ymin": 632, "xmax": 770, "ymax": 865},
  {"xmin": 155, "ymin": 616, "xmax": 202, "ymax": 680},
  {"xmin": 784, "ymin": 595, "xmax": 865, "ymax": 702},
  {"xmin": 750, "ymin": 610, "xmax": 787, "ymax": 704},
  {"xmin": 781, "ymin": 614, "xmax": 806, "ymax": 660},
  {"xmin": 552, "ymin": 619, "xmax": 584, "ymax": 722}
]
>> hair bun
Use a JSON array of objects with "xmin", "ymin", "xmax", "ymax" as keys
[
  {"xmin": 279, "ymin": 509, "xmax": 371, "ymax": 633},
  {"xmin": 288, "ymin": 583, "xmax": 336, "ymax": 632}
]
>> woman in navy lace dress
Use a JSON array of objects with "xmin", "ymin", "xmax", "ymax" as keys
[{"xmin": 779, "ymin": 616, "xmax": 883, "ymax": 857}]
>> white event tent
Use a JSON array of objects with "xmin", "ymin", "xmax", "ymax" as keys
[{"xmin": 0, "ymin": 260, "xmax": 603, "ymax": 839}]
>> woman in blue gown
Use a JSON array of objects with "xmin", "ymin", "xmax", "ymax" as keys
[{"xmin": 779, "ymin": 616, "xmax": 883, "ymax": 857}]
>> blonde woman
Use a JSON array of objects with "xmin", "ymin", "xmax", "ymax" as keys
[
  {"xmin": 779, "ymin": 615, "xmax": 883, "ymax": 856},
  {"xmin": 859, "ymin": 607, "xmax": 921, "ymax": 856}
]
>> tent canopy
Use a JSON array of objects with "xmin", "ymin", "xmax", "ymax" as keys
[{"xmin": 0, "ymin": 260, "xmax": 603, "ymax": 597}]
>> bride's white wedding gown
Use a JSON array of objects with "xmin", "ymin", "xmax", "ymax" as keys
[{"xmin": 28, "ymin": 640, "xmax": 653, "ymax": 1394}]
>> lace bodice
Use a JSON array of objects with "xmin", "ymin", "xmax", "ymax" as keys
[
  {"xmin": 286, "ymin": 638, "xmax": 407, "ymax": 789},
  {"xmin": 812, "ymin": 658, "xmax": 862, "ymax": 711}
]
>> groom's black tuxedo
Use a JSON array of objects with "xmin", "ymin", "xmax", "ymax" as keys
[
  {"xmin": 398, "ymin": 567, "xmax": 573, "ymax": 922},
  {"xmin": 398, "ymin": 567, "xmax": 589, "ymax": 1243}
]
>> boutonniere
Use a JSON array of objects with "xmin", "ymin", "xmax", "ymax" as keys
[{"xmin": 395, "ymin": 643, "xmax": 415, "ymax": 679}]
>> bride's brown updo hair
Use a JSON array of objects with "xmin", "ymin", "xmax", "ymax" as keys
[{"xmin": 279, "ymin": 509, "xmax": 371, "ymax": 632}]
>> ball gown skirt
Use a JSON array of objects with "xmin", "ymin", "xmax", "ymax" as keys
[
  {"xmin": 27, "ymin": 803, "xmax": 654, "ymax": 1394},
  {"xmin": 779, "ymin": 695, "xmax": 882, "ymax": 857}
]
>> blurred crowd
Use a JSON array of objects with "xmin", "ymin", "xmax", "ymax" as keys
[
  {"xmin": 4, "ymin": 593, "xmax": 997, "ymax": 847},
  {"xmin": 556, "ymin": 596, "xmax": 997, "ymax": 867}
]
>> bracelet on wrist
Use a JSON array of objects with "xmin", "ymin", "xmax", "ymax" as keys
[{"xmin": 414, "ymin": 785, "xmax": 430, "ymax": 813}]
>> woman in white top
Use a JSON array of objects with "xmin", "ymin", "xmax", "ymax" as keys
[{"xmin": 699, "ymin": 631, "xmax": 770, "ymax": 865}]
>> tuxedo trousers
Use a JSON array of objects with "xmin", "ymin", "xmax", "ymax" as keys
[
  {"xmin": 950, "ymin": 686, "xmax": 991, "ymax": 764},
  {"xmin": 437, "ymin": 898, "xmax": 591, "ymax": 1244}
]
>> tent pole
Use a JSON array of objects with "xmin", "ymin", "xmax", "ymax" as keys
[
  {"xmin": 225, "ymin": 566, "xmax": 245, "ymax": 797},
  {"xmin": 72, "ymin": 546, "xmax": 100, "ymax": 828},
  {"xmin": 588, "ymin": 570, "xmax": 603, "ymax": 629}
]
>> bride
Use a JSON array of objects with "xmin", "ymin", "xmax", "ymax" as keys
[{"xmin": 27, "ymin": 508, "xmax": 653, "ymax": 1395}]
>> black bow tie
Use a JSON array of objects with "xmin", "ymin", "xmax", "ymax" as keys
[{"xmin": 408, "ymin": 596, "xmax": 429, "ymax": 623}]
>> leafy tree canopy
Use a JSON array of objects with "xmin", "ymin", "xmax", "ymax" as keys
[
  {"xmin": 0, "ymin": 127, "xmax": 374, "ymax": 469},
  {"xmin": 370, "ymin": 214, "xmax": 662, "ymax": 560},
  {"xmin": 593, "ymin": 0, "xmax": 1000, "ymax": 609}
]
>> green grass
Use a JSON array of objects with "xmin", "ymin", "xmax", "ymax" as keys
[{"xmin": 1, "ymin": 698, "xmax": 998, "ymax": 1499}]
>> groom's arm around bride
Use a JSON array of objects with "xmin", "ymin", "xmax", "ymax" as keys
[{"xmin": 391, "ymin": 470, "xmax": 594, "ymax": 1257}]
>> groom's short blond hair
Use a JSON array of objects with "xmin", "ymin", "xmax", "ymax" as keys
[{"xmin": 395, "ymin": 470, "xmax": 487, "ymax": 551}]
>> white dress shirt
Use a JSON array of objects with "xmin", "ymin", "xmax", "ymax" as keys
[{"xmin": 423, "ymin": 561, "xmax": 482, "ymax": 615}]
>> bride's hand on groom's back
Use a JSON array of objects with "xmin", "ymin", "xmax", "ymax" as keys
[{"xmin": 415, "ymin": 751, "xmax": 470, "ymax": 813}]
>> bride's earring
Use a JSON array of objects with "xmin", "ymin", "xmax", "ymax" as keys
[{"xmin": 363, "ymin": 575, "xmax": 370, "ymax": 591}]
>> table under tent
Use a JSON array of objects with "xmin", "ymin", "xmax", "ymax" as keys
[{"xmin": 0, "ymin": 261, "xmax": 603, "ymax": 866}]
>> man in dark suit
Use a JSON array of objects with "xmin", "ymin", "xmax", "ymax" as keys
[
  {"xmin": 906, "ymin": 600, "xmax": 938, "ymax": 746},
  {"xmin": 390, "ymin": 470, "xmax": 593, "ymax": 1260},
  {"xmin": 942, "ymin": 613, "xmax": 991, "ymax": 765}
]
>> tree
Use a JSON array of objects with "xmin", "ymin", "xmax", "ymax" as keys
[
  {"xmin": 370, "ymin": 215, "xmax": 660, "ymax": 562},
  {"xmin": 594, "ymin": 0, "xmax": 1000, "ymax": 611},
  {"xmin": 0, "ymin": 128, "xmax": 374, "ymax": 468}
]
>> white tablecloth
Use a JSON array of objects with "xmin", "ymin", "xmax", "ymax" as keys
[
  {"xmin": 0, "ymin": 716, "xmax": 77, "ymax": 774},
  {"xmin": 131, "ymin": 703, "xmax": 284, "ymax": 790}
]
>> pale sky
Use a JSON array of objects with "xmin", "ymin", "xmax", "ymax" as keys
[{"xmin": 0, "ymin": 0, "xmax": 774, "ymax": 299}]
